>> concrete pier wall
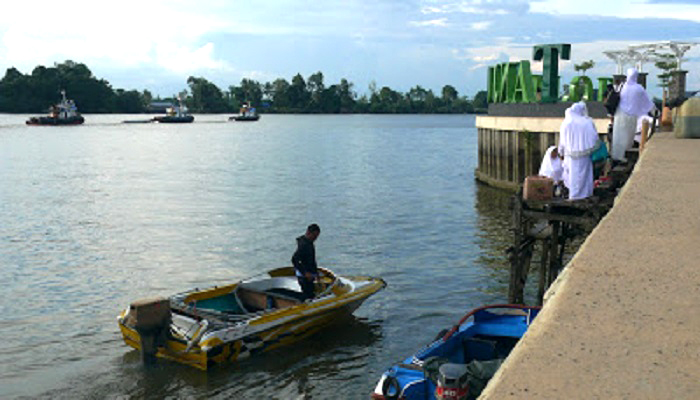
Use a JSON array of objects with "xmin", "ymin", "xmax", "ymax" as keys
[
  {"xmin": 475, "ymin": 116, "xmax": 609, "ymax": 190},
  {"xmin": 480, "ymin": 131, "xmax": 700, "ymax": 399}
]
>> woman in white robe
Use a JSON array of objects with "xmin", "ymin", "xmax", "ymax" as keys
[
  {"xmin": 558, "ymin": 102, "xmax": 599, "ymax": 200},
  {"xmin": 539, "ymin": 145, "xmax": 563, "ymax": 183},
  {"xmin": 612, "ymin": 68, "xmax": 654, "ymax": 161}
]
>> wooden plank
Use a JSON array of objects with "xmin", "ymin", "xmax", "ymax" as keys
[{"xmin": 522, "ymin": 210, "xmax": 595, "ymax": 226}]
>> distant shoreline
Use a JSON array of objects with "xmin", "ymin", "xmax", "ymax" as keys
[{"xmin": 1, "ymin": 110, "xmax": 488, "ymax": 116}]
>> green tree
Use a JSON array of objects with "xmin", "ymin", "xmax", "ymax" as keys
[
  {"xmin": 229, "ymin": 79, "xmax": 263, "ymax": 110},
  {"xmin": 371, "ymin": 86, "xmax": 406, "ymax": 113},
  {"xmin": 307, "ymin": 71, "xmax": 325, "ymax": 111},
  {"xmin": 187, "ymin": 76, "xmax": 228, "ymax": 113},
  {"xmin": 114, "ymin": 89, "xmax": 145, "ymax": 113},
  {"xmin": 142, "ymin": 90, "xmax": 153, "ymax": 109},
  {"xmin": 0, "ymin": 67, "xmax": 33, "ymax": 112},
  {"xmin": 473, "ymin": 90, "xmax": 488, "ymax": 111},
  {"xmin": 574, "ymin": 60, "xmax": 595, "ymax": 76},
  {"xmin": 441, "ymin": 85, "xmax": 458, "ymax": 104},
  {"xmin": 338, "ymin": 78, "xmax": 356, "ymax": 113},
  {"xmin": 654, "ymin": 53, "xmax": 677, "ymax": 104},
  {"xmin": 270, "ymin": 78, "xmax": 291, "ymax": 111},
  {"xmin": 288, "ymin": 73, "xmax": 309, "ymax": 112}
]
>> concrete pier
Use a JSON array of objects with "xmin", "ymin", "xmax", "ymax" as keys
[
  {"xmin": 475, "ymin": 103, "xmax": 610, "ymax": 191},
  {"xmin": 481, "ymin": 131, "xmax": 700, "ymax": 399}
]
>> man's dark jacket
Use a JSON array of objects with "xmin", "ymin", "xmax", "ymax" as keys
[{"xmin": 291, "ymin": 235, "xmax": 317, "ymax": 275}]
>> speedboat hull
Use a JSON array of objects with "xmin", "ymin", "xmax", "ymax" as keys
[
  {"xmin": 372, "ymin": 304, "xmax": 540, "ymax": 400},
  {"xmin": 118, "ymin": 267, "xmax": 385, "ymax": 370}
]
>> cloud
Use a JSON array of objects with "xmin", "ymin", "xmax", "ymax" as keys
[
  {"xmin": 644, "ymin": 0, "xmax": 700, "ymax": 3},
  {"xmin": 154, "ymin": 43, "xmax": 232, "ymax": 74},
  {"xmin": 421, "ymin": 0, "xmax": 530, "ymax": 15},
  {"xmin": 0, "ymin": 0, "xmax": 233, "ymax": 75},
  {"xmin": 531, "ymin": 0, "xmax": 700, "ymax": 22},
  {"xmin": 473, "ymin": 54, "xmax": 500, "ymax": 62},
  {"xmin": 470, "ymin": 21, "xmax": 493, "ymax": 30},
  {"xmin": 409, "ymin": 18, "xmax": 449, "ymax": 27}
]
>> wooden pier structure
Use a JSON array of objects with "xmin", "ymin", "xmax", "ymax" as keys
[{"xmin": 507, "ymin": 121, "xmax": 654, "ymax": 305}]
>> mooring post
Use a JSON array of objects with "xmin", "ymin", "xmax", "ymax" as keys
[
  {"xmin": 557, "ymin": 223, "xmax": 568, "ymax": 272},
  {"xmin": 537, "ymin": 239, "xmax": 549, "ymax": 305},
  {"xmin": 509, "ymin": 192, "xmax": 524, "ymax": 304},
  {"xmin": 521, "ymin": 238, "xmax": 533, "ymax": 293},
  {"xmin": 640, "ymin": 119, "xmax": 650, "ymax": 153},
  {"xmin": 547, "ymin": 221, "xmax": 560, "ymax": 287}
]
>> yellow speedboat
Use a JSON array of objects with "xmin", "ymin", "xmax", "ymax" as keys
[{"xmin": 117, "ymin": 267, "xmax": 386, "ymax": 370}]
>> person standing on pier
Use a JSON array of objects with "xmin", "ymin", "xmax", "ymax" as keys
[
  {"xmin": 611, "ymin": 68, "xmax": 655, "ymax": 161},
  {"xmin": 559, "ymin": 102, "xmax": 598, "ymax": 200},
  {"xmin": 292, "ymin": 224, "xmax": 321, "ymax": 300}
]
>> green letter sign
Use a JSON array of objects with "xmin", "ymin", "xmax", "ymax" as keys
[
  {"xmin": 532, "ymin": 44, "xmax": 571, "ymax": 103},
  {"xmin": 485, "ymin": 44, "xmax": 614, "ymax": 105},
  {"xmin": 568, "ymin": 76, "xmax": 594, "ymax": 102}
]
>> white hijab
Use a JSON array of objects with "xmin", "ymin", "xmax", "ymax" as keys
[
  {"xmin": 539, "ymin": 146, "xmax": 563, "ymax": 182},
  {"xmin": 619, "ymin": 68, "xmax": 654, "ymax": 117},
  {"xmin": 558, "ymin": 102, "xmax": 599, "ymax": 158}
]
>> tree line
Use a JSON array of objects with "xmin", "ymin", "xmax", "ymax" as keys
[{"xmin": 0, "ymin": 61, "xmax": 488, "ymax": 114}]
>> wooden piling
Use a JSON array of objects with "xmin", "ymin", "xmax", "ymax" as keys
[
  {"xmin": 509, "ymin": 193, "xmax": 524, "ymax": 304},
  {"xmin": 547, "ymin": 221, "xmax": 560, "ymax": 287},
  {"xmin": 537, "ymin": 239, "xmax": 549, "ymax": 305}
]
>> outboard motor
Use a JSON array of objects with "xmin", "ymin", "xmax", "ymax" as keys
[
  {"xmin": 435, "ymin": 363, "xmax": 470, "ymax": 400},
  {"xmin": 126, "ymin": 297, "xmax": 171, "ymax": 365}
]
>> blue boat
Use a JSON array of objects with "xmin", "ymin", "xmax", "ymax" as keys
[{"xmin": 371, "ymin": 304, "xmax": 540, "ymax": 400}]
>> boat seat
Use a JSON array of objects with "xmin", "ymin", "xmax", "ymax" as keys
[
  {"xmin": 463, "ymin": 337, "xmax": 498, "ymax": 363},
  {"xmin": 265, "ymin": 288, "xmax": 307, "ymax": 302},
  {"xmin": 236, "ymin": 287, "xmax": 301, "ymax": 313}
]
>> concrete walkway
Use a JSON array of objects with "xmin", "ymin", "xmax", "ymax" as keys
[{"xmin": 481, "ymin": 132, "xmax": 700, "ymax": 399}]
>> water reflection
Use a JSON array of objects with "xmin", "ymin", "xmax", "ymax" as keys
[
  {"xmin": 36, "ymin": 316, "xmax": 381, "ymax": 399},
  {"xmin": 1, "ymin": 114, "xmax": 527, "ymax": 399},
  {"xmin": 473, "ymin": 182, "xmax": 514, "ymax": 300}
]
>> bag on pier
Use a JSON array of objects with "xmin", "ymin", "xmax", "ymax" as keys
[
  {"xmin": 590, "ymin": 139, "xmax": 609, "ymax": 163},
  {"xmin": 523, "ymin": 176, "xmax": 553, "ymax": 201},
  {"xmin": 603, "ymin": 84, "xmax": 623, "ymax": 115}
]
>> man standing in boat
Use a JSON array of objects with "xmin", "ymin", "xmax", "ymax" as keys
[{"xmin": 292, "ymin": 224, "xmax": 321, "ymax": 300}]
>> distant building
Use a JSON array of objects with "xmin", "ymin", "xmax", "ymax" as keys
[{"xmin": 147, "ymin": 101, "xmax": 174, "ymax": 113}]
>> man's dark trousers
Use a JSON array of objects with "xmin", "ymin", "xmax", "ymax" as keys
[{"xmin": 298, "ymin": 277, "xmax": 315, "ymax": 300}]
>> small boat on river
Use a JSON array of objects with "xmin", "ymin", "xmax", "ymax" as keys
[
  {"xmin": 118, "ymin": 267, "xmax": 385, "ymax": 370},
  {"xmin": 229, "ymin": 103, "xmax": 260, "ymax": 121},
  {"xmin": 153, "ymin": 99, "xmax": 194, "ymax": 123},
  {"xmin": 372, "ymin": 304, "xmax": 540, "ymax": 400},
  {"xmin": 26, "ymin": 90, "xmax": 84, "ymax": 126}
]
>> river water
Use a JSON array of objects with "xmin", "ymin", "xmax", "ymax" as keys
[{"xmin": 0, "ymin": 114, "xmax": 517, "ymax": 399}]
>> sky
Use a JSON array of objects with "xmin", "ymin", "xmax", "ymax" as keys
[{"xmin": 0, "ymin": 0, "xmax": 699, "ymax": 98}]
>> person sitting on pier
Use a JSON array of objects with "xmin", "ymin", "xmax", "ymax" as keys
[
  {"xmin": 539, "ymin": 145, "xmax": 563, "ymax": 184},
  {"xmin": 611, "ymin": 68, "xmax": 655, "ymax": 162},
  {"xmin": 558, "ymin": 102, "xmax": 598, "ymax": 200}
]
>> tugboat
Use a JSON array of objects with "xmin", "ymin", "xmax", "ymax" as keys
[
  {"xmin": 153, "ymin": 98, "xmax": 194, "ymax": 123},
  {"xmin": 229, "ymin": 103, "xmax": 260, "ymax": 121},
  {"xmin": 26, "ymin": 91, "xmax": 85, "ymax": 126}
]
